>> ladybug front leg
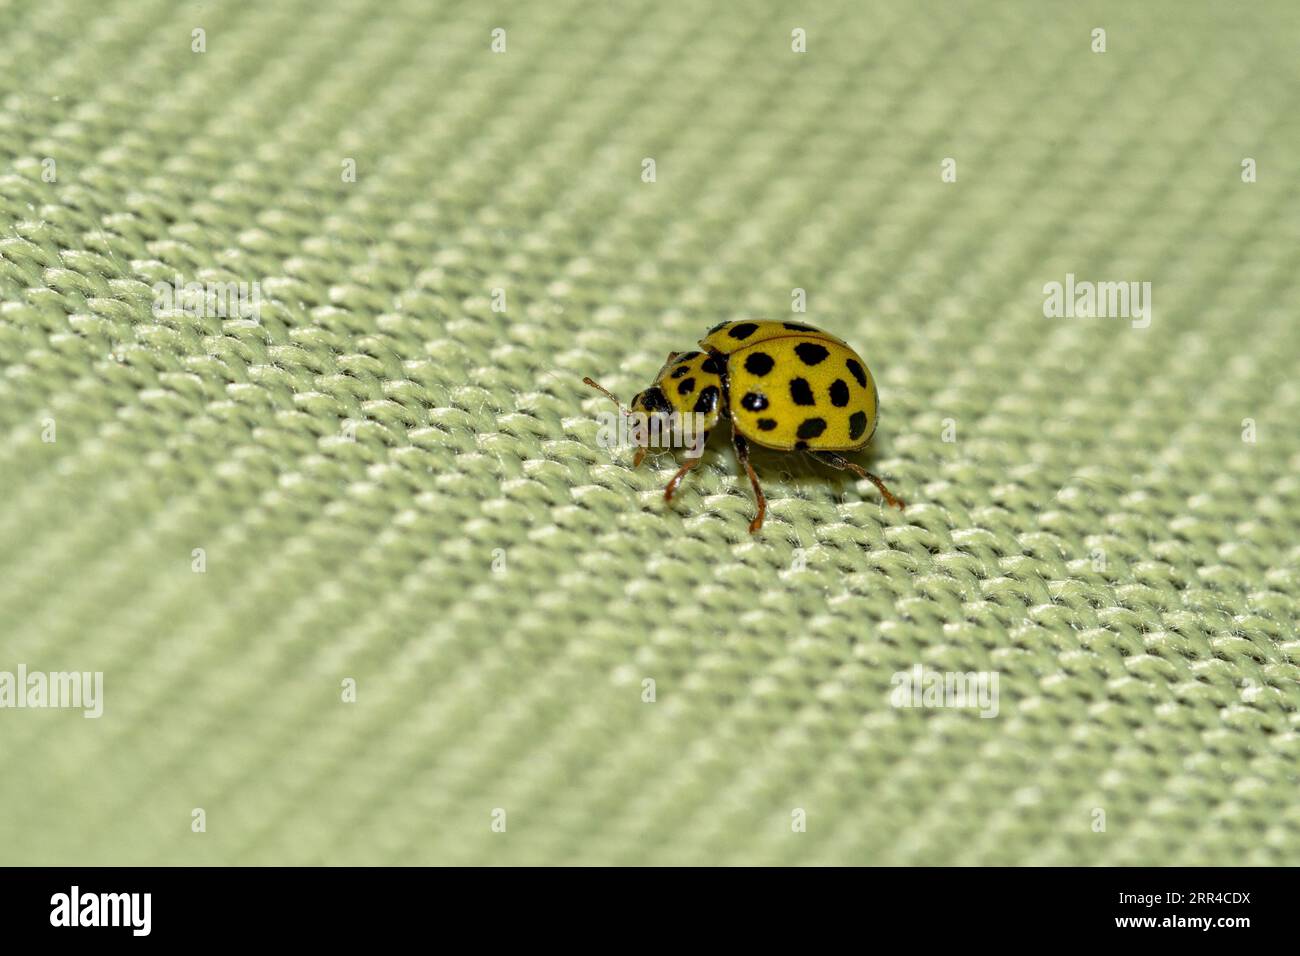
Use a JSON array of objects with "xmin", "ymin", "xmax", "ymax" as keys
[{"xmin": 663, "ymin": 455, "xmax": 701, "ymax": 503}]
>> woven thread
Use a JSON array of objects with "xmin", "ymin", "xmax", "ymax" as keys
[{"xmin": 1, "ymin": 0, "xmax": 1298, "ymax": 864}]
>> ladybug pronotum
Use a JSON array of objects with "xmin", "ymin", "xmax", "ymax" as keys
[{"xmin": 585, "ymin": 319, "xmax": 905, "ymax": 533}]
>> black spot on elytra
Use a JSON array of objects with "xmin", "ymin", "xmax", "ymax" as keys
[
  {"xmin": 728, "ymin": 322, "xmax": 759, "ymax": 340},
  {"xmin": 740, "ymin": 392, "xmax": 768, "ymax": 412},
  {"xmin": 848, "ymin": 410, "xmax": 868, "ymax": 441},
  {"xmin": 701, "ymin": 356, "xmax": 724, "ymax": 374},
  {"xmin": 640, "ymin": 387, "xmax": 671, "ymax": 412},
  {"xmin": 829, "ymin": 379, "xmax": 849, "ymax": 407},
  {"xmin": 845, "ymin": 358, "xmax": 867, "ymax": 388},
  {"xmin": 796, "ymin": 418, "xmax": 827, "ymax": 440},
  {"xmin": 789, "ymin": 378, "xmax": 815, "ymax": 406},
  {"xmin": 671, "ymin": 365, "xmax": 690, "ymax": 378},
  {"xmin": 693, "ymin": 385, "xmax": 719, "ymax": 415},
  {"xmin": 677, "ymin": 377, "xmax": 696, "ymax": 396},
  {"xmin": 784, "ymin": 322, "xmax": 815, "ymax": 331},
  {"xmin": 744, "ymin": 352, "xmax": 774, "ymax": 376},
  {"xmin": 794, "ymin": 440, "xmax": 809, "ymax": 451},
  {"xmin": 794, "ymin": 342, "xmax": 829, "ymax": 366},
  {"xmin": 756, "ymin": 418, "xmax": 777, "ymax": 431},
  {"xmin": 677, "ymin": 350, "xmax": 701, "ymax": 361},
  {"xmin": 707, "ymin": 321, "xmax": 729, "ymax": 335}
]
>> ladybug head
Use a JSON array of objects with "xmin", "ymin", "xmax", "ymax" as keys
[
  {"xmin": 628, "ymin": 384, "xmax": 675, "ymax": 448},
  {"xmin": 583, "ymin": 357, "xmax": 685, "ymax": 456},
  {"xmin": 629, "ymin": 384, "xmax": 672, "ymax": 416},
  {"xmin": 628, "ymin": 351, "xmax": 688, "ymax": 428}
]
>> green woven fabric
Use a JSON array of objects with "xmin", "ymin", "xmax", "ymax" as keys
[{"xmin": 2, "ymin": 0, "xmax": 1298, "ymax": 866}]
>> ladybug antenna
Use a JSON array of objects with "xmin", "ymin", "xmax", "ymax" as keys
[{"xmin": 583, "ymin": 377, "xmax": 627, "ymax": 414}]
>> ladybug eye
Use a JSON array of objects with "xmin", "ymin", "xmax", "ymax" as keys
[{"xmin": 637, "ymin": 386, "xmax": 672, "ymax": 413}]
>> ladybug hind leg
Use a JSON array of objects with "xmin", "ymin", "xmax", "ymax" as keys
[{"xmin": 814, "ymin": 451, "xmax": 905, "ymax": 510}]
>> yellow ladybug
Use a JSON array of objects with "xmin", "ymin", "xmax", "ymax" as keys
[{"xmin": 585, "ymin": 320, "xmax": 904, "ymax": 533}]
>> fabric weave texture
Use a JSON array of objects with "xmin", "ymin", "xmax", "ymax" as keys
[{"xmin": 1, "ymin": 0, "xmax": 1298, "ymax": 865}]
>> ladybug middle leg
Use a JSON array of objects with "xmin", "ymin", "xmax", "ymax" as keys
[
  {"xmin": 813, "ymin": 451, "xmax": 906, "ymax": 510},
  {"xmin": 732, "ymin": 433, "xmax": 767, "ymax": 533}
]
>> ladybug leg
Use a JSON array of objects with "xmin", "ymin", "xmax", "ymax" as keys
[
  {"xmin": 733, "ymin": 433, "xmax": 767, "ymax": 533},
  {"xmin": 814, "ymin": 451, "xmax": 905, "ymax": 510},
  {"xmin": 663, "ymin": 455, "xmax": 702, "ymax": 503},
  {"xmin": 633, "ymin": 446, "xmax": 647, "ymax": 468}
]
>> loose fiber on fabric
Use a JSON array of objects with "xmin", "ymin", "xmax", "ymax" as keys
[{"xmin": 1, "ymin": 0, "xmax": 1298, "ymax": 865}]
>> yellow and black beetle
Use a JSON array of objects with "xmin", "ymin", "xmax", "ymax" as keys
[{"xmin": 586, "ymin": 319, "xmax": 904, "ymax": 532}]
